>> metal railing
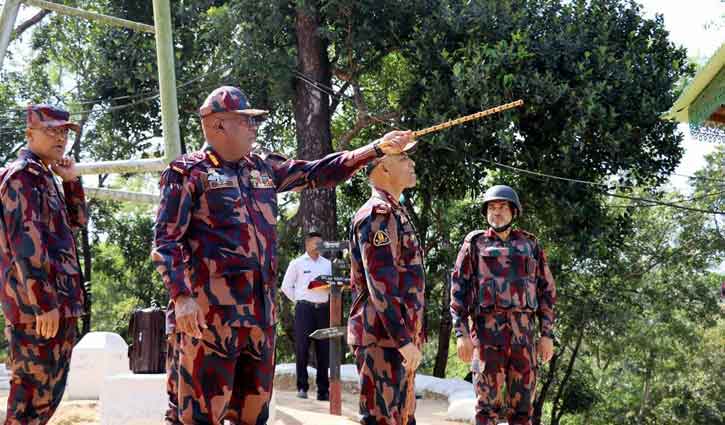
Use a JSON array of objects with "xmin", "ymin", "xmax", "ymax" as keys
[{"xmin": 0, "ymin": 0, "xmax": 182, "ymax": 203}]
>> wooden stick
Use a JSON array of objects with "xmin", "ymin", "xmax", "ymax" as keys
[{"xmin": 411, "ymin": 99, "xmax": 524, "ymax": 139}]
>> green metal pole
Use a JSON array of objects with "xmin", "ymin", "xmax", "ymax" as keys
[
  {"xmin": 152, "ymin": 0, "xmax": 182, "ymax": 163},
  {"xmin": 23, "ymin": 0, "xmax": 155, "ymax": 33},
  {"xmin": 0, "ymin": 0, "xmax": 21, "ymax": 71}
]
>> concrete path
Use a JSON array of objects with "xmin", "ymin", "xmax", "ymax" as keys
[{"xmin": 0, "ymin": 389, "xmax": 464, "ymax": 425}]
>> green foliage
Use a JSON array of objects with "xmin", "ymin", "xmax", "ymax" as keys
[
  {"xmin": 0, "ymin": 2, "xmax": 721, "ymax": 424},
  {"xmin": 88, "ymin": 200, "xmax": 165, "ymax": 338}
]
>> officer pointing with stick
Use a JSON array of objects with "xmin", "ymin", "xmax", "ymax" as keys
[{"xmin": 152, "ymin": 85, "xmax": 412, "ymax": 425}]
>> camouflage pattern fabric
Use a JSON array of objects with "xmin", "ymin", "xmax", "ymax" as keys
[
  {"xmin": 153, "ymin": 140, "xmax": 379, "ymax": 424},
  {"xmin": 152, "ymin": 143, "xmax": 378, "ymax": 328},
  {"xmin": 175, "ymin": 316, "xmax": 275, "ymax": 425},
  {"xmin": 25, "ymin": 104, "xmax": 80, "ymax": 132},
  {"xmin": 198, "ymin": 86, "xmax": 268, "ymax": 118},
  {"xmin": 4, "ymin": 318, "xmax": 77, "ymax": 425},
  {"xmin": 354, "ymin": 344, "xmax": 416, "ymax": 425},
  {"xmin": 450, "ymin": 228, "xmax": 556, "ymax": 425},
  {"xmin": 347, "ymin": 188, "xmax": 425, "ymax": 425},
  {"xmin": 165, "ymin": 327, "xmax": 244, "ymax": 425},
  {"xmin": 0, "ymin": 149, "xmax": 87, "ymax": 325},
  {"xmin": 472, "ymin": 311, "xmax": 537, "ymax": 425},
  {"xmin": 347, "ymin": 188, "xmax": 425, "ymax": 349},
  {"xmin": 0, "ymin": 146, "xmax": 85, "ymax": 425},
  {"xmin": 165, "ymin": 331, "xmax": 180, "ymax": 425}
]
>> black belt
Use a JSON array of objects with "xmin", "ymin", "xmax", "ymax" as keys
[{"xmin": 297, "ymin": 300, "xmax": 329, "ymax": 309}]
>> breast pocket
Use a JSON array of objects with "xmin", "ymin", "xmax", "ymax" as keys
[
  {"xmin": 399, "ymin": 230, "xmax": 421, "ymax": 265},
  {"xmin": 510, "ymin": 254, "xmax": 538, "ymax": 309},
  {"xmin": 201, "ymin": 186, "xmax": 244, "ymax": 228}
]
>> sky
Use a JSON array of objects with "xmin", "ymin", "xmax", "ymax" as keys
[{"xmin": 636, "ymin": 0, "xmax": 724, "ymax": 191}]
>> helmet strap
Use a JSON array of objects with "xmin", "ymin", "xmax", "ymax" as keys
[{"xmin": 491, "ymin": 221, "xmax": 513, "ymax": 233}]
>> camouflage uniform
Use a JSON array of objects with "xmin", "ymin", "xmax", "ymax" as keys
[
  {"xmin": 152, "ymin": 86, "xmax": 383, "ymax": 425},
  {"xmin": 450, "ymin": 228, "xmax": 556, "ymax": 425},
  {"xmin": 347, "ymin": 188, "xmax": 425, "ymax": 425},
  {"xmin": 0, "ymin": 105, "xmax": 86, "ymax": 425},
  {"xmin": 164, "ymin": 303, "xmax": 180, "ymax": 425}
]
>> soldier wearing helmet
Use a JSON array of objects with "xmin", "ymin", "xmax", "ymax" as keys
[{"xmin": 450, "ymin": 185, "xmax": 556, "ymax": 425}]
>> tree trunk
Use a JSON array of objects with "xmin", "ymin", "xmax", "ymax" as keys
[
  {"xmin": 638, "ymin": 349, "xmax": 656, "ymax": 422},
  {"xmin": 533, "ymin": 348, "xmax": 560, "ymax": 425},
  {"xmin": 551, "ymin": 326, "xmax": 585, "ymax": 425},
  {"xmin": 293, "ymin": 1, "xmax": 335, "ymax": 239},
  {"xmin": 433, "ymin": 271, "xmax": 453, "ymax": 377}
]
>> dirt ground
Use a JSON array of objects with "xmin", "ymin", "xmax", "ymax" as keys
[{"xmin": 0, "ymin": 388, "xmax": 465, "ymax": 425}]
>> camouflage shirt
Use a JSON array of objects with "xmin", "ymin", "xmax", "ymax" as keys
[
  {"xmin": 450, "ymin": 228, "xmax": 556, "ymax": 340},
  {"xmin": 0, "ymin": 149, "xmax": 87, "ymax": 324},
  {"xmin": 347, "ymin": 188, "xmax": 425, "ymax": 349},
  {"xmin": 152, "ymin": 144, "xmax": 379, "ymax": 328}
]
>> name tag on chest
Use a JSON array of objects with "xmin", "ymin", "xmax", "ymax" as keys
[{"xmin": 206, "ymin": 171, "xmax": 237, "ymax": 189}]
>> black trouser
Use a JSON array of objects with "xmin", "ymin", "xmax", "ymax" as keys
[{"xmin": 294, "ymin": 300, "xmax": 330, "ymax": 394}]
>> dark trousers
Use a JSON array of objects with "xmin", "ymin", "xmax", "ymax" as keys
[{"xmin": 294, "ymin": 300, "xmax": 330, "ymax": 394}]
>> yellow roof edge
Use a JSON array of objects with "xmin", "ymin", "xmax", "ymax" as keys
[{"xmin": 663, "ymin": 41, "xmax": 725, "ymax": 123}]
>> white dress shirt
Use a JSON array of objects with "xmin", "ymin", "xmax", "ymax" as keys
[{"xmin": 281, "ymin": 253, "xmax": 331, "ymax": 304}]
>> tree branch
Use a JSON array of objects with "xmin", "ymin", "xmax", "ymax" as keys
[
  {"xmin": 338, "ymin": 84, "xmax": 400, "ymax": 148},
  {"xmin": 12, "ymin": 10, "xmax": 51, "ymax": 41}
]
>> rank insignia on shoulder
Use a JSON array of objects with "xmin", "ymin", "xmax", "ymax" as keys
[
  {"xmin": 373, "ymin": 230, "xmax": 391, "ymax": 247},
  {"xmin": 206, "ymin": 170, "xmax": 236, "ymax": 189}
]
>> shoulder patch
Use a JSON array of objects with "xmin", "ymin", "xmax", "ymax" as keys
[{"xmin": 373, "ymin": 230, "xmax": 391, "ymax": 247}]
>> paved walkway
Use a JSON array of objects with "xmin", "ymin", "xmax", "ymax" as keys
[
  {"xmin": 0, "ymin": 389, "xmax": 464, "ymax": 425},
  {"xmin": 273, "ymin": 390, "xmax": 461, "ymax": 425}
]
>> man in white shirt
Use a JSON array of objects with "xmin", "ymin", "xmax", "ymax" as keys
[{"xmin": 281, "ymin": 229, "xmax": 332, "ymax": 400}]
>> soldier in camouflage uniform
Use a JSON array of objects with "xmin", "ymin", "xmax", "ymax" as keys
[
  {"xmin": 152, "ymin": 85, "xmax": 412, "ymax": 425},
  {"xmin": 450, "ymin": 185, "xmax": 556, "ymax": 425},
  {"xmin": 0, "ymin": 105, "xmax": 87, "ymax": 425},
  {"xmin": 347, "ymin": 151, "xmax": 424, "ymax": 425}
]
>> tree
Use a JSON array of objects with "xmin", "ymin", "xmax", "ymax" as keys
[{"xmin": 1, "ymin": 4, "xmax": 716, "ymax": 423}]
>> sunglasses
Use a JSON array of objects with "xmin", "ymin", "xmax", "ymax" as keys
[
  {"xmin": 33, "ymin": 127, "xmax": 70, "ymax": 137},
  {"xmin": 224, "ymin": 115, "xmax": 265, "ymax": 128}
]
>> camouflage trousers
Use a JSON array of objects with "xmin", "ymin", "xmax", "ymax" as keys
[
  {"xmin": 354, "ymin": 344, "xmax": 416, "ymax": 425},
  {"xmin": 170, "ymin": 319, "xmax": 276, "ymax": 425},
  {"xmin": 165, "ymin": 333, "xmax": 180, "ymax": 425},
  {"xmin": 4, "ymin": 318, "xmax": 77, "ymax": 425},
  {"xmin": 472, "ymin": 311, "xmax": 537, "ymax": 425}
]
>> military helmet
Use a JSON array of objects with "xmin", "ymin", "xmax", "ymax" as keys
[{"xmin": 482, "ymin": 185, "xmax": 522, "ymax": 217}]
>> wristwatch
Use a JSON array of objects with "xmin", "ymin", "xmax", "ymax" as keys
[{"xmin": 373, "ymin": 141, "xmax": 384, "ymax": 157}]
